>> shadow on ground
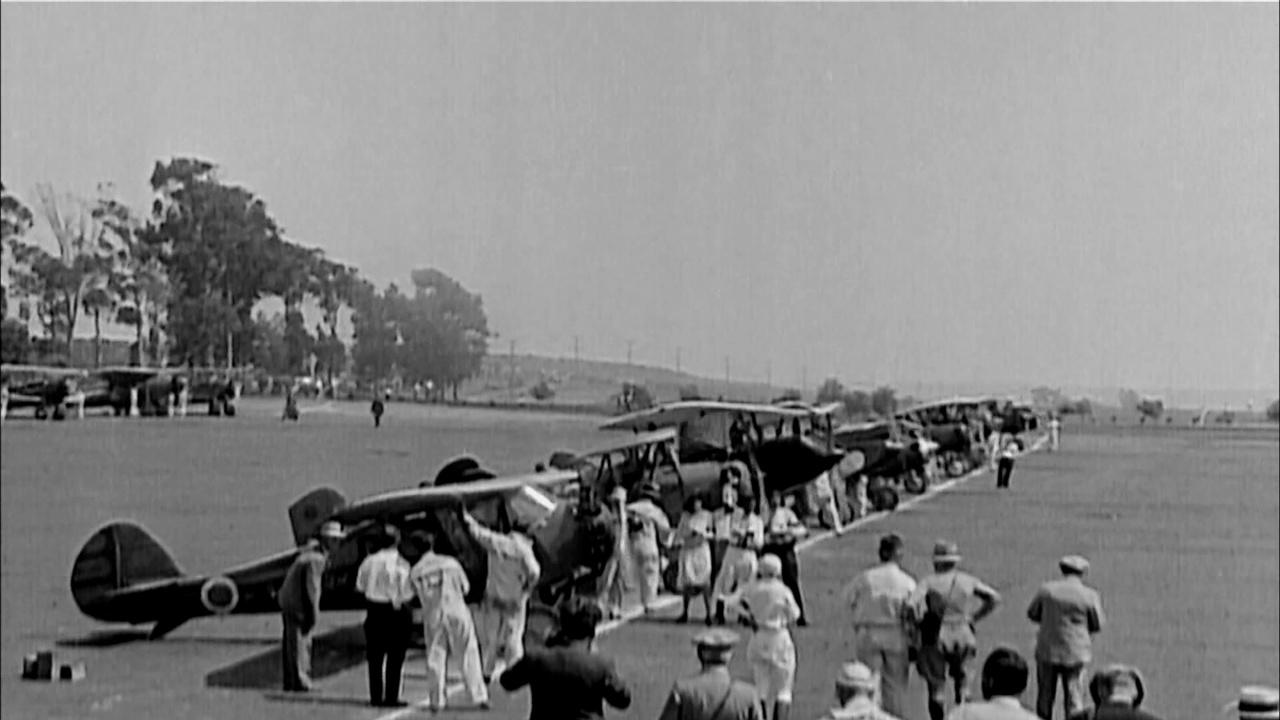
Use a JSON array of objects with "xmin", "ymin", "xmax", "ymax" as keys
[
  {"xmin": 205, "ymin": 625, "xmax": 366, "ymax": 690},
  {"xmin": 57, "ymin": 630, "xmax": 282, "ymax": 649}
]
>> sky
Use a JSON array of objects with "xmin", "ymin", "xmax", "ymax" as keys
[{"xmin": 2, "ymin": 3, "xmax": 1277, "ymax": 396}]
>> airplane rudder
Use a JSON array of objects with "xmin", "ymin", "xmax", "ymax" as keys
[
  {"xmin": 70, "ymin": 522, "xmax": 182, "ymax": 615},
  {"xmin": 288, "ymin": 488, "xmax": 347, "ymax": 546}
]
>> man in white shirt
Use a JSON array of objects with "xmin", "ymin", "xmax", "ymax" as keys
[
  {"xmin": 762, "ymin": 491, "xmax": 809, "ymax": 627},
  {"xmin": 713, "ymin": 495, "xmax": 765, "ymax": 625},
  {"xmin": 408, "ymin": 531, "xmax": 488, "ymax": 712},
  {"xmin": 354, "ymin": 524, "xmax": 414, "ymax": 708},
  {"xmin": 1048, "ymin": 416, "xmax": 1062, "ymax": 452},
  {"xmin": 462, "ymin": 508, "xmax": 542, "ymax": 682},
  {"xmin": 731, "ymin": 554, "xmax": 802, "ymax": 720},
  {"xmin": 842, "ymin": 533, "xmax": 917, "ymax": 717},
  {"xmin": 946, "ymin": 648, "xmax": 1038, "ymax": 720}
]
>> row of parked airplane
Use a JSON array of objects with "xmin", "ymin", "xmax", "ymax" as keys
[
  {"xmin": 68, "ymin": 396, "xmax": 1040, "ymax": 645},
  {"xmin": 0, "ymin": 364, "xmax": 239, "ymax": 419}
]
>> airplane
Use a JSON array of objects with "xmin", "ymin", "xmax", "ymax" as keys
[
  {"xmin": 829, "ymin": 418, "xmax": 939, "ymax": 511},
  {"xmin": 69, "ymin": 466, "xmax": 608, "ymax": 647},
  {"xmin": 895, "ymin": 397, "xmax": 994, "ymax": 477},
  {"xmin": 596, "ymin": 400, "xmax": 846, "ymax": 510},
  {"xmin": 2, "ymin": 363, "xmax": 238, "ymax": 418}
]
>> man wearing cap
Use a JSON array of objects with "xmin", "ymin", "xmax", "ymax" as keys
[
  {"xmin": 731, "ymin": 553, "xmax": 802, "ymax": 720},
  {"xmin": 355, "ymin": 524, "xmax": 415, "ymax": 707},
  {"xmin": 659, "ymin": 628, "xmax": 766, "ymax": 720},
  {"xmin": 1224, "ymin": 686, "xmax": 1279, "ymax": 720},
  {"xmin": 278, "ymin": 520, "xmax": 343, "ymax": 692},
  {"xmin": 841, "ymin": 533, "xmax": 917, "ymax": 717},
  {"xmin": 911, "ymin": 540, "xmax": 1003, "ymax": 720},
  {"xmin": 1068, "ymin": 664, "xmax": 1160, "ymax": 720},
  {"xmin": 817, "ymin": 662, "xmax": 903, "ymax": 720},
  {"xmin": 1027, "ymin": 555, "xmax": 1105, "ymax": 719},
  {"xmin": 408, "ymin": 531, "xmax": 488, "ymax": 712},
  {"xmin": 462, "ymin": 507, "xmax": 542, "ymax": 683}
]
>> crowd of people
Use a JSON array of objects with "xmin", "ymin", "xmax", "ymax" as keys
[{"xmin": 270, "ymin": 436, "xmax": 1275, "ymax": 720}]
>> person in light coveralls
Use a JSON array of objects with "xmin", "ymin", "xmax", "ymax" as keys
[
  {"xmin": 408, "ymin": 531, "xmax": 488, "ymax": 712},
  {"xmin": 816, "ymin": 661, "xmax": 903, "ymax": 720},
  {"xmin": 462, "ymin": 507, "xmax": 542, "ymax": 683}
]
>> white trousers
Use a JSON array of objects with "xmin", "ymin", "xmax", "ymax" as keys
[
  {"xmin": 713, "ymin": 547, "xmax": 759, "ymax": 602},
  {"xmin": 630, "ymin": 549, "xmax": 662, "ymax": 610},
  {"xmin": 476, "ymin": 598, "xmax": 527, "ymax": 678},
  {"xmin": 423, "ymin": 610, "xmax": 487, "ymax": 707},
  {"xmin": 748, "ymin": 628, "xmax": 796, "ymax": 704}
]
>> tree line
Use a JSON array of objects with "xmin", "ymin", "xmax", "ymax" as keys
[{"xmin": 1, "ymin": 158, "xmax": 490, "ymax": 396}]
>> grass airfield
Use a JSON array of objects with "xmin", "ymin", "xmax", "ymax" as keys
[{"xmin": 1, "ymin": 399, "xmax": 1276, "ymax": 720}]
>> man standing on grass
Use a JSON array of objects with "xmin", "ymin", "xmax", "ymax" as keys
[
  {"xmin": 355, "ymin": 524, "xmax": 414, "ymax": 708},
  {"xmin": 278, "ymin": 520, "xmax": 343, "ymax": 692},
  {"xmin": 408, "ymin": 531, "xmax": 488, "ymax": 712},
  {"xmin": 842, "ymin": 533, "xmax": 917, "ymax": 717},
  {"xmin": 1027, "ymin": 555, "xmax": 1104, "ymax": 719}
]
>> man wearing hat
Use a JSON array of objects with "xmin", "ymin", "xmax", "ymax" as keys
[
  {"xmin": 911, "ymin": 540, "xmax": 1002, "ymax": 720},
  {"xmin": 1224, "ymin": 686, "xmax": 1279, "ymax": 720},
  {"xmin": 462, "ymin": 507, "xmax": 542, "ymax": 684},
  {"xmin": 278, "ymin": 520, "xmax": 343, "ymax": 692},
  {"xmin": 842, "ymin": 533, "xmax": 917, "ymax": 717},
  {"xmin": 355, "ymin": 524, "xmax": 415, "ymax": 707},
  {"xmin": 731, "ymin": 553, "xmax": 802, "ymax": 720},
  {"xmin": 1068, "ymin": 664, "xmax": 1160, "ymax": 720},
  {"xmin": 816, "ymin": 662, "xmax": 903, "ymax": 720},
  {"xmin": 658, "ymin": 628, "xmax": 766, "ymax": 720},
  {"xmin": 1027, "ymin": 555, "xmax": 1105, "ymax": 719}
]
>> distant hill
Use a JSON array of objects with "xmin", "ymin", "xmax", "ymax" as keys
[{"xmin": 457, "ymin": 354, "xmax": 796, "ymax": 409}]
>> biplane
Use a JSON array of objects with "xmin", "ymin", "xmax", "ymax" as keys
[
  {"xmin": 70, "ymin": 465, "xmax": 609, "ymax": 646},
  {"xmin": 0, "ymin": 364, "xmax": 235, "ymax": 418},
  {"xmin": 597, "ymin": 400, "xmax": 846, "ymax": 511},
  {"xmin": 894, "ymin": 396, "xmax": 997, "ymax": 477}
]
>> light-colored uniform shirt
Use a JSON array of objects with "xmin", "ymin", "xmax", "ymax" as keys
[
  {"xmin": 766, "ymin": 506, "xmax": 805, "ymax": 544},
  {"xmin": 354, "ymin": 547, "xmax": 413, "ymax": 608},
  {"xmin": 843, "ymin": 562, "xmax": 918, "ymax": 631},
  {"xmin": 737, "ymin": 577, "xmax": 801, "ymax": 631},
  {"xmin": 912, "ymin": 570, "xmax": 1000, "ymax": 652},
  {"xmin": 627, "ymin": 499, "xmax": 671, "ymax": 559},
  {"xmin": 409, "ymin": 551, "xmax": 471, "ymax": 622},
  {"xmin": 944, "ymin": 696, "xmax": 1039, "ymax": 720},
  {"xmin": 659, "ymin": 667, "xmax": 766, "ymax": 720},
  {"xmin": 1027, "ymin": 576, "xmax": 1104, "ymax": 665},
  {"xmin": 731, "ymin": 513, "xmax": 765, "ymax": 550},
  {"xmin": 714, "ymin": 505, "xmax": 740, "ymax": 541},
  {"xmin": 465, "ymin": 516, "xmax": 541, "ymax": 604},
  {"xmin": 818, "ymin": 696, "xmax": 903, "ymax": 720}
]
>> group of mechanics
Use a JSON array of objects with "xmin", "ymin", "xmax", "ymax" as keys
[{"xmin": 276, "ymin": 506, "xmax": 541, "ymax": 711}]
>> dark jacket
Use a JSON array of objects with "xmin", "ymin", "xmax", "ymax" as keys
[
  {"xmin": 499, "ymin": 645, "xmax": 631, "ymax": 720},
  {"xmin": 278, "ymin": 544, "xmax": 326, "ymax": 630}
]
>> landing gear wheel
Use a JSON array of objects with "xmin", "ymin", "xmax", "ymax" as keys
[
  {"xmin": 871, "ymin": 486, "xmax": 899, "ymax": 512},
  {"xmin": 903, "ymin": 471, "xmax": 928, "ymax": 495}
]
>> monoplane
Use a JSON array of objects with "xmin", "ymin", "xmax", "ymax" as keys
[{"xmin": 70, "ymin": 465, "xmax": 608, "ymax": 646}]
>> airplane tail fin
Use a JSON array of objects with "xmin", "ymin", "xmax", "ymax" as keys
[
  {"xmin": 288, "ymin": 487, "xmax": 348, "ymax": 546},
  {"xmin": 71, "ymin": 522, "xmax": 183, "ymax": 619}
]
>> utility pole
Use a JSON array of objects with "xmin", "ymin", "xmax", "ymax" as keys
[
  {"xmin": 675, "ymin": 346, "xmax": 682, "ymax": 374},
  {"xmin": 766, "ymin": 362, "xmax": 772, "ymax": 389},
  {"xmin": 627, "ymin": 340, "xmax": 634, "ymax": 367},
  {"xmin": 508, "ymin": 339, "xmax": 516, "ymax": 401},
  {"xmin": 573, "ymin": 335, "xmax": 579, "ymax": 364},
  {"xmin": 724, "ymin": 356, "xmax": 731, "ymax": 395},
  {"xmin": 801, "ymin": 365, "xmax": 808, "ymax": 395}
]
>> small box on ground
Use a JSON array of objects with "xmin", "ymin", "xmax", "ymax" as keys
[{"xmin": 58, "ymin": 662, "xmax": 86, "ymax": 682}]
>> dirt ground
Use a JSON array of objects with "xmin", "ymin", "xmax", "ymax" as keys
[{"xmin": 2, "ymin": 400, "xmax": 1276, "ymax": 720}]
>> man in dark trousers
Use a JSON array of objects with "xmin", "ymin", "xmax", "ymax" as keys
[
  {"xmin": 762, "ymin": 490, "xmax": 809, "ymax": 626},
  {"xmin": 278, "ymin": 521, "xmax": 344, "ymax": 692},
  {"xmin": 996, "ymin": 439, "xmax": 1018, "ymax": 489},
  {"xmin": 354, "ymin": 524, "xmax": 414, "ymax": 707},
  {"xmin": 371, "ymin": 394, "xmax": 385, "ymax": 427},
  {"xmin": 499, "ymin": 598, "xmax": 631, "ymax": 720}
]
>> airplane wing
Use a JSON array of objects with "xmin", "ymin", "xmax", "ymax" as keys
[
  {"xmin": 331, "ymin": 469, "xmax": 580, "ymax": 527},
  {"xmin": 600, "ymin": 400, "xmax": 838, "ymax": 432},
  {"xmin": 95, "ymin": 367, "xmax": 165, "ymax": 386},
  {"xmin": 572, "ymin": 428, "xmax": 679, "ymax": 460},
  {"xmin": 1, "ymin": 363, "xmax": 89, "ymax": 380}
]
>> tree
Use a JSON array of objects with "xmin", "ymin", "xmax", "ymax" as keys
[
  {"xmin": 842, "ymin": 390, "xmax": 873, "ymax": 416},
  {"xmin": 870, "ymin": 386, "xmax": 898, "ymax": 417},
  {"xmin": 350, "ymin": 280, "xmax": 404, "ymax": 383},
  {"xmin": 0, "ymin": 317, "xmax": 31, "ymax": 363},
  {"xmin": 399, "ymin": 268, "xmax": 491, "ymax": 400},
  {"xmin": 310, "ymin": 259, "xmax": 356, "ymax": 392},
  {"xmin": 95, "ymin": 187, "xmax": 168, "ymax": 366},
  {"xmin": 81, "ymin": 278, "xmax": 116, "ymax": 368},
  {"xmin": 1266, "ymin": 400, "xmax": 1279, "ymax": 422},
  {"xmin": 815, "ymin": 377, "xmax": 846, "ymax": 405},
  {"xmin": 21, "ymin": 184, "xmax": 121, "ymax": 358}
]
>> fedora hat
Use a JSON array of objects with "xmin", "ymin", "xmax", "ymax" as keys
[
  {"xmin": 1228, "ymin": 686, "xmax": 1280, "ymax": 720},
  {"xmin": 318, "ymin": 521, "xmax": 344, "ymax": 539},
  {"xmin": 932, "ymin": 540, "xmax": 962, "ymax": 564},
  {"xmin": 1059, "ymin": 555, "xmax": 1090, "ymax": 574},
  {"xmin": 1089, "ymin": 664, "xmax": 1145, "ymax": 707}
]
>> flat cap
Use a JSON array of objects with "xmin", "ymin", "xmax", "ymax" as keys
[
  {"xmin": 932, "ymin": 540, "xmax": 962, "ymax": 563},
  {"xmin": 1059, "ymin": 555, "xmax": 1090, "ymax": 574},
  {"xmin": 318, "ymin": 521, "xmax": 344, "ymax": 539},
  {"xmin": 835, "ymin": 662, "xmax": 879, "ymax": 691},
  {"xmin": 692, "ymin": 628, "xmax": 740, "ymax": 650}
]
